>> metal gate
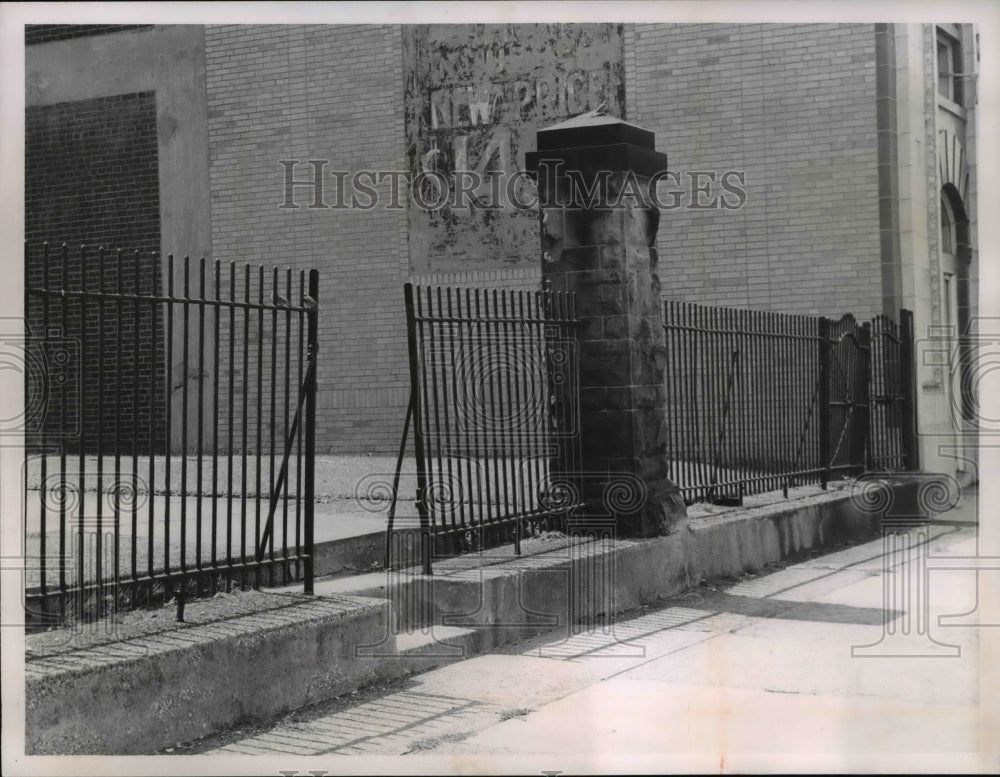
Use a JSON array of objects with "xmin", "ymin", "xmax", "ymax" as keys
[
  {"xmin": 868, "ymin": 309, "xmax": 919, "ymax": 471},
  {"xmin": 820, "ymin": 314, "xmax": 871, "ymax": 486},
  {"xmin": 23, "ymin": 243, "xmax": 318, "ymax": 626}
]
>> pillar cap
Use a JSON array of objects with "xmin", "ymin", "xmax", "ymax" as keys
[{"xmin": 536, "ymin": 104, "xmax": 655, "ymax": 151}]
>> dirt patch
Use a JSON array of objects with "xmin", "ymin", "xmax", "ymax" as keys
[{"xmin": 26, "ymin": 587, "xmax": 317, "ymax": 657}]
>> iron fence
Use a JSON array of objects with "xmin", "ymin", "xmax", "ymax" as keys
[
  {"xmin": 23, "ymin": 243, "xmax": 318, "ymax": 626},
  {"xmin": 663, "ymin": 300, "xmax": 915, "ymax": 506},
  {"xmin": 400, "ymin": 283, "xmax": 581, "ymax": 571}
]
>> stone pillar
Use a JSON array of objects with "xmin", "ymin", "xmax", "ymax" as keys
[{"xmin": 527, "ymin": 110, "xmax": 686, "ymax": 538}]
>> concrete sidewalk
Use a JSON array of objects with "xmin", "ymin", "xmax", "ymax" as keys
[{"xmin": 186, "ymin": 488, "xmax": 997, "ymax": 772}]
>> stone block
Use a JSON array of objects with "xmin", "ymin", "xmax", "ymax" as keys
[
  {"xmin": 600, "ymin": 244, "xmax": 627, "ymax": 270},
  {"xmin": 587, "ymin": 209, "xmax": 626, "ymax": 246},
  {"xmin": 579, "ymin": 339, "xmax": 633, "ymax": 386},
  {"xmin": 581, "ymin": 410, "xmax": 635, "ymax": 460},
  {"xmin": 624, "ymin": 204, "xmax": 660, "ymax": 246},
  {"xmin": 579, "ymin": 386, "xmax": 608, "ymax": 413}
]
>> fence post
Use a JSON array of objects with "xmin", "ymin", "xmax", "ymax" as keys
[
  {"xmin": 302, "ymin": 269, "xmax": 319, "ymax": 594},
  {"xmin": 900, "ymin": 308, "xmax": 920, "ymax": 471},
  {"xmin": 818, "ymin": 317, "xmax": 831, "ymax": 489},
  {"xmin": 526, "ymin": 111, "xmax": 686, "ymax": 538},
  {"xmin": 852, "ymin": 321, "xmax": 872, "ymax": 476}
]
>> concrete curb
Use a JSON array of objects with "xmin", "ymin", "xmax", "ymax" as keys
[{"xmin": 25, "ymin": 477, "xmax": 922, "ymax": 754}]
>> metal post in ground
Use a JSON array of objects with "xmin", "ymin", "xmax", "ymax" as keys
[
  {"xmin": 818, "ymin": 316, "xmax": 832, "ymax": 489},
  {"xmin": 303, "ymin": 270, "xmax": 319, "ymax": 595}
]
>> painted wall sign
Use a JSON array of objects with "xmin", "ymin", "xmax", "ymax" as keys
[{"xmin": 404, "ymin": 24, "xmax": 626, "ymax": 273}]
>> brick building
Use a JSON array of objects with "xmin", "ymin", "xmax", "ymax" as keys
[{"xmin": 24, "ymin": 22, "xmax": 980, "ymax": 478}]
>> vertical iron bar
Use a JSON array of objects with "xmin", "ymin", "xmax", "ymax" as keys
[
  {"xmin": 788, "ymin": 313, "xmax": 798, "ymax": 490},
  {"xmin": 679, "ymin": 301, "xmax": 691, "ymax": 498},
  {"xmin": 770, "ymin": 311, "xmax": 779, "ymax": 489},
  {"xmin": 663, "ymin": 301, "xmax": 675, "ymax": 493},
  {"xmin": 414, "ymin": 286, "xmax": 431, "ymax": 555},
  {"xmin": 789, "ymin": 311, "xmax": 797, "ymax": 488},
  {"xmin": 113, "ymin": 249, "xmax": 123, "ymax": 607},
  {"xmin": 180, "ymin": 257, "xmax": 190, "ymax": 576},
  {"xmin": 130, "ymin": 251, "xmax": 140, "ymax": 600},
  {"xmin": 59, "ymin": 244, "xmax": 69, "ymax": 609},
  {"xmin": 497, "ymin": 290, "xmax": 516, "ymax": 552},
  {"xmin": 486, "ymin": 290, "xmax": 503, "ymax": 548},
  {"xmin": 756, "ymin": 308, "xmax": 765, "ymax": 490},
  {"xmin": 385, "ymin": 395, "xmax": 414, "ymax": 569},
  {"xmin": 872, "ymin": 317, "xmax": 880, "ymax": 469},
  {"xmin": 195, "ymin": 259, "xmax": 205, "ymax": 581},
  {"xmin": 752, "ymin": 308, "xmax": 761, "ymax": 492},
  {"xmin": 296, "ymin": 270, "xmax": 304, "ymax": 575},
  {"xmin": 709, "ymin": 304, "xmax": 722, "ymax": 499},
  {"xmin": 742, "ymin": 307, "xmax": 751, "ymax": 495},
  {"xmin": 283, "ymin": 268, "xmax": 292, "ymax": 578},
  {"xmin": 96, "ymin": 246, "xmax": 106, "ymax": 612},
  {"xmin": 539, "ymin": 288, "xmax": 553, "ymax": 521},
  {"xmin": 818, "ymin": 316, "xmax": 831, "ymax": 489},
  {"xmin": 698, "ymin": 304, "xmax": 711, "ymax": 499},
  {"xmin": 404, "ymin": 283, "xmax": 432, "ymax": 575},
  {"xmin": 38, "ymin": 244, "xmax": 48, "ymax": 599},
  {"xmin": 77, "ymin": 246, "xmax": 88, "ymax": 608},
  {"xmin": 497, "ymin": 289, "xmax": 514, "ymax": 545},
  {"xmin": 255, "ymin": 265, "xmax": 264, "ymax": 587},
  {"xmin": 269, "ymin": 267, "xmax": 278, "ymax": 578},
  {"xmin": 900, "ymin": 309, "xmax": 919, "ymax": 470},
  {"xmin": 211, "ymin": 260, "xmax": 220, "ymax": 586},
  {"xmin": 707, "ymin": 304, "xmax": 720, "ymax": 499},
  {"xmin": 195, "ymin": 259, "xmax": 206, "ymax": 579},
  {"xmin": 725, "ymin": 306, "xmax": 736, "ymax": 496},
  {"xmin": 549, "ymin": 287, "xmax": 565, "ymax": 528},
  {"xmin": 679, "ymin": 303, "xmax": 691, "ymax": 499},
  {"xmin": 444, "ymin": 287, "xmax": 467, "ymax": 538},
  {"xmin": 303, "ymin": 269, "xmax": 318, "ymax": 594},
  {"xmin": 434, "ymin": 286, "xmax": 454, "ymax": 554},
  {"xmin": 804, "ymin": 315, "xmax": 812, "ymax": 482},
  {"xmin": 855, "ymin": 322, "xmax": 872, "ymax": 475},
  {"xmin": 241, "ymin": 264, "xmax": 250, "ymax": 589},
  {"xmin": 425, "ymin": 287, "xmax": 443, "ymax": 553},
  {"xmin": 772, "ymin": 312, "xmax": 782, "ymax": 492},
  {"xmin": 468, "ymin": 287, "xmax": 485, "ymax": 544},
  {"xmin": 148, "ymin": 253, "xmax": 160, "ymax": 589},
  {"xmin": 227, "ymin": 262, "xmax": 236, "ymax": 588},
  {"xmin": 515, "ymin": 290, "xmax": 532, "ymax": 534},
  {"xmin": 24, "ymin": 243, "xmax": 31, "ymax": 605}
]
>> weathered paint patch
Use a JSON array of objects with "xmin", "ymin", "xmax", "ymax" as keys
[{"xmin": 404, "ymin": 23, "xmax": 626, "ymax": 274}]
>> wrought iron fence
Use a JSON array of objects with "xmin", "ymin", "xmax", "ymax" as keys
[
  {"xmin": 23, "ymin": 243, "xmax": 318, "ymax": 626},
  {"xmin": 662, "ymin": 300, "xmax": 915, "ymax": 506},
  {"xmin": 400, "ymin": 283, "xmax": 581, "ymax": 571}
]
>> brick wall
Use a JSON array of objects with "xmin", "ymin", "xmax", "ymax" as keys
[
  {"xmin": 204, "ymin": 25, "xmax": 409, "ymax": 454},
  {"xmin": 628, "ymin": 23, "xmax": 883, "ymax": 320},
  {"xmin": 25, "ymin": 92, "xmax": 165, "ymax": 454},
  {"xmin": 203, "ymin": 23, "xmax": 887, "ymax": 455}
]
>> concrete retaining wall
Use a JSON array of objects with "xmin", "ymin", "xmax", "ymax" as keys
[{"xmin": 26, "ymin": 595, "xmax": 394, "ymax": 755}]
